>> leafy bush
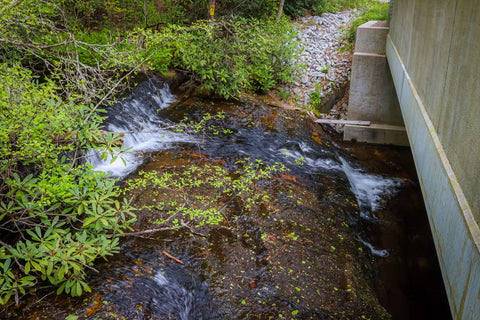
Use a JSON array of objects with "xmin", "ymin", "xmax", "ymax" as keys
[
  {"xmin": 213, "ymin": 0, "xmax": 277, "ymax": 19},
  {"xmin": 0, "ymin": 0, "xmax": 169, "ymax": 106},
  {"xmin": 60, "ymin": 0, "xmax": 277, "ymax": 30},
  {"xmin": 156, "ymin": 0, "xmax": 277, "ymax": 24},
  {"xmin": 70, "ymin": 28, "xmax": 170, "ymax": 74},
  {"xmin": 0, "ymin": 64, "xmax": 136, "ymax": 305},
  {"xmin": 145, "ymin": 17, "xmax": 301, "ymax": 99},
  {"xmin": 61, "ymin": 0, "xmax": 163, "ymax": 30},
  {"xmin": 314, "ymin": 0, "xmax": 371, "ymax": 15}
]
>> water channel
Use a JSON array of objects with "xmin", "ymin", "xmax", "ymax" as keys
[{"xmin": 2, "ymin": 78, "xmax": 451, "ymax": 319}]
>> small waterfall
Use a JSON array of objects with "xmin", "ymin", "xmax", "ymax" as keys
[
  {"xmin": 277, "ymin": 141, "xmax": 341, "ymax": 171},
  {"xmin": 340, "ymin": 157, "xmax": 403, "ymax": 220},
  {"xmin": 87, "ymin": 79, "xmax": 198, "ymax": 178},
  {"xmin": 340, "ymin": 157, "xmax": 405, "ymax": 257}
]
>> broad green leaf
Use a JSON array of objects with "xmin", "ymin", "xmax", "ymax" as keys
[
  {"xmin": 31, "ymin": 260, "xmax": 42, "ymax": 272},
  {"xmin": 47, "ymin": 260, "xmax": 53, "ymax": 275},
  {"xmin": 58, "ymin": 265, "xmax": 65, "ymax": 281},
  {"xmin": 57, "ymin": 282, "xmax": 66, "ymax": 295},
  {"xmin": 83, "ymin": 216, "xmax": 97, "ymax": 227},
  {"xmin": 3, "ymin": 259, "xmax": 11, "ymax": 273},
  {"xmin": 24, "ymin": 262, "xmax": 31, "ymax": 274}
]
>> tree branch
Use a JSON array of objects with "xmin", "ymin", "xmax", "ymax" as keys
[
  {"xmin": 0, "ymin": 37, "xmax": 72, "ymax": 49},
  {"xmin": 119, "ymin": 227, "xmax": 177, "ymax": 237}
]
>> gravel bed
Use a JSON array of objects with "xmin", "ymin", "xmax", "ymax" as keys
[{"xmin": 287, "ymin": 10, "xmax": 359, "ymax": 122}]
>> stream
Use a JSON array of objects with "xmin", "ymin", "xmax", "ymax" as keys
[{"xmin": 2, "ymin": 78, "xmax": 451, "ymax": 320}]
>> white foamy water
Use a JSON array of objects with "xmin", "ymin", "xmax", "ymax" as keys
[
  {"xmin": 357, "ymin": 236, "xmax": 389, "ymax": 257},
  {"xmin": 153, "ymin": 270, "xmax": 170, "ymax": 286},
  {"xmin": 87, "ymin": 82, "xmax": 198, "ymax": 178},
  {"xmin": 340, "ymin": 157, "xmax": 404, "ymax": 220},
  {"xmin": 339, "ymin": 157, "xmax": 405, "ymax": 257},
  {"xmin": 277, "ymin": 141, "xmax": 341, "ymax": 171},
  {"xmin": 152, "ymin": 270, "xmax": 194, "ymax": 320},
  {"xmin": 279, "ymin": 148, "xmax": 340, "ymax": 170}
]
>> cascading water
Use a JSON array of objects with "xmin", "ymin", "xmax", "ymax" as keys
[
  {"xmin": 93, "ymin": 80, "xmax": 409, "ymax": 316},
  {"xmin": 8, "ymin": 79, "xmax": 450, "ymax": 320},
  {"xmin": 116, "ymin": 267, "xmax": 218, "ymax": 320},
  {"xmin": 340, "ymin": 157, "xmax": 404, "ymax": 220},
  {"xmin": 95, "ymin": 79, "xmax": 405, "ymax": 313},
  {"xmin": 339, "ymin": 157, "xmax": 404, "ymax": 257},
  {"xmin": 86, "ymin": 78, "xmax": 199, "ymax": 178}
]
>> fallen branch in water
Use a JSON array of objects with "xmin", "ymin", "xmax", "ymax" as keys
[
  {"xmin": 162, "ymin": 250, "xmax": 185, "ymax": 265},
  {"xmin": 179, "ymin": 220, "xmax": 207, "ymax": 238},
  {"xmin": 119, "ymin": 220, "xmax": 207, "ymax": 239},
  {"xmin": 119, "ymin": 227, "xmax": 176, "ymax": 237}
]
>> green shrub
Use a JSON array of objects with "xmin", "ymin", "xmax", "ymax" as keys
[
  {"xmin": 0, "ymin": 64, "xmax": 136, "ymax": 305},
  {"xmin": 146, "ymin": 17, "xmax": 301, "ymax": 99},
  {"xmin": 310, "ymin": 91, "xmax": 322, "ymax": 108},
  {"xmin": 213, "ymin": 0, "xmax": 277, "ymax": 19},
  {"xmin": 277, "ymin": 87, "xmax": 291, "ymax": 101},
  {"xmin": 61, "ymin": 0, "xmax": 163, "ymax": 30},
  {"xmin": 60, "ymin": 0, "xmax": 277, "ymax": 30},
  {"xmin": 314, "ymin": 0, "xmax": 371, "ymax": 15}
]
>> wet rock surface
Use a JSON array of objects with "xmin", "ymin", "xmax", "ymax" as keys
[{"xmin": 0, "ymin": 93, "xmax": 451, "ymax": 320}]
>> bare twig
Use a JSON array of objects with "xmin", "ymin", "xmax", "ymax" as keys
[
  {"xmin": 119, "ymin": 227, "xmax": 177, "ymax": 237},
  {"xmin": 84, "ymin": 49, "xmax": 157, "ymax": 123},
  {"xmin": 0, "ymin": 37, "xmax": 73, "ymax": 49},
  {"xmin": 180, "ymin": 220, "xmax": 207, "ymax": 238},
  {"xmin": 161, "ymin": 250, "xmax": 184, "ymax": 265}
]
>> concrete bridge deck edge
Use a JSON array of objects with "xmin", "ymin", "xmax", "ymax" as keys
[{"xmin": 387, "ymin": 34, "xmax": 480, "ymax": 320}]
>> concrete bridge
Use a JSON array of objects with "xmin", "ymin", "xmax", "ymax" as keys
[{"xmin": 344, "ymin": 1, "xmax": 480, "ymax": 319}]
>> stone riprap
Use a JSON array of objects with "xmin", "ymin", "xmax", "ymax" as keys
[{"xmin": 291, "ymin": 11, "xmax": 357, "ymax": 120}]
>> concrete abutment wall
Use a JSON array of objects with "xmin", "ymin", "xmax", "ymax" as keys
[
  {"xmin": 344, "ymin": 20, "xmax": 409, "ymax": 145},
  {"xmin": 387, "ymin": 1, "xmax": 480, "ymax": 319}
]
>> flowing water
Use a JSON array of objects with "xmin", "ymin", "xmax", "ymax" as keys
[
  {"xmin": 2, "ymin": 79, "xmax": 451, "ymax": 320},
  {"xmin": 86, "ymin": 78, "xmax": 199, "ymax": 178}
]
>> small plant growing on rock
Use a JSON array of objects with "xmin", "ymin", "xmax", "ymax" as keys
[
  {"xmin": 321, "ymin": 65, "xmax": 331, "ymax": 73},
  {"xmin": 309, "ymin": 82, "xmax": 323, "ymax": 110},
  {"xmin": 277, "ymin": 87, "xmax": 291, "ymax": 101},
  {"xmin": 124, "ymin": 159, "xmax": 288, "ymax": 230}
]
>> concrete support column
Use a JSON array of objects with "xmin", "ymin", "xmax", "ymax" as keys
[{"xmin": 344, "ymin": 21, "xmax": 409, "ymax": 146}]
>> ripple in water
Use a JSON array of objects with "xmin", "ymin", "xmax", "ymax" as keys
[{"xmin": 126, "ymin": 268, "xmax": 219, "ymax": 320}]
